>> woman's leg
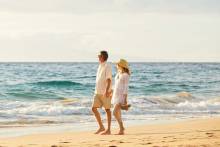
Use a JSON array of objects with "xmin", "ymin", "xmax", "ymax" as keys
[{"xmin": 113, "ymin": 104, "xmax": 124, "ymax": 134}]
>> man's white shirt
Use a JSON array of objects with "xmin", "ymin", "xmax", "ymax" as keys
[{"xmin": 95, "ymin": 61, "xmax": 112, "ymax": 95}]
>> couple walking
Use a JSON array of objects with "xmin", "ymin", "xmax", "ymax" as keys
[{"xmin": 92, "ymin": 50, "xmax": 131, "ymax": 135}]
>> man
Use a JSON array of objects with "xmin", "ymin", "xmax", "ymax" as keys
[{"xmin": 92, "ymin": 50, "xmax": 112, "ymax": 135}]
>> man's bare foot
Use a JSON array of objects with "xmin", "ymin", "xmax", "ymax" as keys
[
  {"xmin": 94, "ymin": 127, "xmax": 105, "ymax": 134},
  {"xmin": 101, "ymin": 129, "xmax": 111, "ymax": 135}
]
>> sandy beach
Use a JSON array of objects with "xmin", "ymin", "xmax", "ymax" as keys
[{"xmin": 0, "ymin": 117, "xmax": 219, "ymax": 147}]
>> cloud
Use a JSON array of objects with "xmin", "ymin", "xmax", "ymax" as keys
[
  {"xmin": 0, "ymin": 0, "xmax": 219, "ymax": 14},
  {"xmin": 0, "ymin": 0, "xmax": 219, "ymax": 61}
]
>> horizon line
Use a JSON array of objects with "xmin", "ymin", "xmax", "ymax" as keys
[{"xmin": 0, "ymin": 61, "xmax": 220, "ymax": 63}]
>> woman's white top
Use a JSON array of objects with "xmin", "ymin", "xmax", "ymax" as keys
[{"xmin": 112, "ymin": 72, "xmax": 130, "ymax": 105}]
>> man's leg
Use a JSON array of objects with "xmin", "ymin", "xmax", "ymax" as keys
[
  {"xmin": 101, "ymin": 109, "xmax": 111, "ymax": 135},
  {"xmin": 92, "ymin": 107, "xmax": 105, "ymax": 134}
]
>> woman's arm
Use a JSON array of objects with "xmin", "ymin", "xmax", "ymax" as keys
[
  {"xmin": 123, "ymin": 74, "xmax": 129, "ymax": 104},
  {"xmin": 123, "ymin": 94, "xmax": 128, "ymax": 104}
]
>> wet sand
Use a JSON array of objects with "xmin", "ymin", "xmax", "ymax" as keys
[{"xmin": 0, "ymin": 117, "xmax": 220, "ymax": 147}]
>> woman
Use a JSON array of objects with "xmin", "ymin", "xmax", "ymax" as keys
[{"xmin": 112, "ymin": 59, "xmax": 131, "ymax": 135}]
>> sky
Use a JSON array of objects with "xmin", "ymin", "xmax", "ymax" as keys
[{"xmin": 0, "ymin": 0, "xmax": 219, "ymax": 62}]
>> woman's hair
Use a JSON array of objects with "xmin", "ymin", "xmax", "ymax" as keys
[{"xmin": 122, "ymin": 67, "xmax": 131, "ymax": 75}]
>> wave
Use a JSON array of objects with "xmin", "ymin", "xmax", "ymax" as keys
[
  {"xmin": 0, "ymin": 119, "xmax": 56, "ymax": 125},
  {"xmin": 207, "ymin": 97, "xmax": 220, "ymax": 103},
  {"xmin": 133, "ymin": 82, "xmax": 203, "ymax": 92},
  {"xmin": 6, "ymin": 91, "xmax": 62, "ymax": 100},
  {"xmin": 130, "ymin": 92, "xmax": 220, "ymax": 114},
  {"xmin": 0, "ymin": 93, "xmax": 220, "ymax": 126},
  {"xmin": 131, "ymin": 91, "xmax": 194, "ymax": 107},
  {"xmin": 176, "ymin": 100, "xmax": 220, "ymax": 110},
  {"xmin": 77, "ymin": 75, "xmax": 96, "ymax": 78},
  {"xmin": 3, "ymin": 80, "xmax": 94, "ymax": 100},
  {"xmin": 34, "ymin": 80, "xmax": 83, "ymax": 87},
  {"xmin": 0, "ymin": 99, "xmax": 92, "ymax": 118},
  {"xmin": 176, "ymin": 91, "xmax": 192, "ymax": 98}
]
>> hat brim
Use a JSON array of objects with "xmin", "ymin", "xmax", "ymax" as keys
[{"xmin": 117, "ymin": 63, "xmax": 129, "ymax": 70}]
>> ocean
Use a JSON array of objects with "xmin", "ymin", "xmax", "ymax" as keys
[{"xmin": 0, "ymin": 62, "xmax": 220, "ymax": 131}]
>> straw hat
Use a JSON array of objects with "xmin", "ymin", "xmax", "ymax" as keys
[{"xmin": 116, "ymin": 59, "xmax": 129, "ymax": 70}]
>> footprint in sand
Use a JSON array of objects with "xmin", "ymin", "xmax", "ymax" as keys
[
  {"xmin": 163, "ymin": 136, "xmax": 173, "ymax": 138},
  {"xmin": 51, "ymin": 145, "xmax": 66, "ymax": 147},
  {"xmin": 141, "ymin": 142, "xmax": 152, "ymax": 145},
  {"xmin": 108, "ymin": 140, "xmax": 125, "ymax": 147},
  {"xmin": 109, "ymin": 140, "xmax": 124, "ymax": 143},
  {"xmin": 206, "ymin": 132, "xmax": 215, "ymax": 137},
  {"xmin": 60, "ymin": 141, "xmax": 71, "ymax": 143},
  {"xmin": 28, "ymin": 144, "xmax": 37, "ymax": 146},
  {"xmin": 200, "ymin": 145, "xmax": 209, "ymax": 147}
]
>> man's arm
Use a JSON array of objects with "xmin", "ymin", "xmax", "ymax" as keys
[
  {"xmin": 105, "ymin": 78, "xmax": 111, "ymax": 97},
  {"xmin": 105, "ymin": 64, "xmax": 112, "ymax": 98}
]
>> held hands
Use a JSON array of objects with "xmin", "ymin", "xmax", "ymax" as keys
[
  {"xmin": 105, "ymin": 89, "xmax": 113, "ymax": 98},
  {"xmin": 121, "ymin": 94, "xmax": 131, "ymax": 111}
]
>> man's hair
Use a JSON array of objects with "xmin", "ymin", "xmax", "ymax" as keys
[{"xmin": 100, "ymin": 50, "xmax": 108, "ymax": 61}]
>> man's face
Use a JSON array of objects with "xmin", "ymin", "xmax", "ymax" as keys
[{"xmin": 98, "ymin": 54, "xmax": 104, "ymax": 63}]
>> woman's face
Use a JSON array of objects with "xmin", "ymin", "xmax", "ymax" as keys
[{"xmin": 116, "ymin": 64, "xmax": 123, "ymax": 73}]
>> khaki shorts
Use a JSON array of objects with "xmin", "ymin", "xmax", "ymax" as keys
[{"xmin": 92, "ymin": 94, "xmax": 111, "ymax": 109}]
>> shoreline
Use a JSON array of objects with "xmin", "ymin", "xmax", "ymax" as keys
[
  {"xmin": 1, "ymin": 114, "xmax": 217, "ymax": 138},
  {"xmin": 0, "ymin": 117, "xmax": 220, "ymax": 147}
]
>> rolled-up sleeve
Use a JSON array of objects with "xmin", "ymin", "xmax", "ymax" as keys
[{"xmin": 123, "ymin": 74, "xmax": 129, "ymax": 94}]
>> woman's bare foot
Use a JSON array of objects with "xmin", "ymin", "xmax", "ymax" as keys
[
  {"xmin": 94, "ymin": 127, "xmax": 105, "ymax": 134},
  {"xmin": 116, "ymin": 129, "xmax": 124, "ymax": 135},
  {"xmin": 115, "ymin": 127, "xmax": 125, "ymax": 135},
  {"xmin": 101, "ymin": 129, "xmax": 111, "ymax": 135}
]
